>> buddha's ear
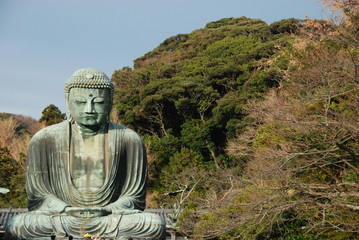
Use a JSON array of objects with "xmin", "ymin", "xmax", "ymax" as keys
[
  {"xmin": 65, "ymin": 92, "xmax": 73, "ymax": 122},
  {"xmin": 107, "ymin": 95, "xmax": 113, "ymax": 122},
  {"xmin": 110, "ymin": 94, "xmax": 113, "ymax": 110}
]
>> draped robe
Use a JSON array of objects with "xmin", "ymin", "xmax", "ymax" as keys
[{"xmin": 5, "ymin": 121, "xmax": 165, "ymax": 239}]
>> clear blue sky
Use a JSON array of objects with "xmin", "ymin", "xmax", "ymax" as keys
[{"xmin": 0, "ymin": 0, "xmax": 324, "ymax": 120}]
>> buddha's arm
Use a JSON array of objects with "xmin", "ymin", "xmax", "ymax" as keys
[
  {"xmin": 106, "ymin": 197, "xmax": 143, "ymax": 214},
  {"xmin": 26, "ymin": 169, "xmax": 70, "ymax": 214},
  {"xmin": 106, "ymin": 129, "xmax": 147, "ymax": 214},
  {"xmin": 26, "ymin": 131, "xmax": 70, "ymax": 215},
  {"xmin": 30, "ymin": 196, "xmax": 69, "ymax": 214}
]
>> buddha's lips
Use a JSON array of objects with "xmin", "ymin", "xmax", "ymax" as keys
[{"xmin": 81, "ymin": 114, "xmax": 97, "ymax": 119}]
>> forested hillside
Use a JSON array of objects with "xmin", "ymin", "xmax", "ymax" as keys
[
  {"xmin": 112, "ymin": 16, "xmax": 296, "ymax": 183},
  {"xmin": 0, "ymin": 105, "xmax": 65, "ymax": 207},
  {"xmin": 111, "ymin": 0, "xmax": 358, "ymax": 239},
  {"xmin": 0, "ymin": 113, "xmax": 40, "ymax": 207}
]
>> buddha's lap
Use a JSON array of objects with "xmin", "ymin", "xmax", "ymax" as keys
[{"xmin": 7, "ymin": 211, "xmax": 163, "ymax": 236}]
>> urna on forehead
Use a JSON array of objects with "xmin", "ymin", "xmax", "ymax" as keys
[{"xmin": 64, "ymin": 68, "xmax": 114, "ymax": 95}]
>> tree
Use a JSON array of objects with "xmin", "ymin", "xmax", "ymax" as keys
[
  {"xmin": 193, "ymin": 6, "xmax": 358, "ymax": 239},
  {"xmin": 0, "ymin": 115, "xmax": 36, "ymax": 208},
  {"xmin": 0, "ymin": 147, "xmax": 26, "ymax": 207},
  {"xmin": 111, "ymin": 16, "xmax": 315, "ymax": 239},
  {"xmin": 112, "ymin": 17, "xmax": 293, "ymax": 190},
  {"xmin": 169, "ymin": 2, "xmax": 359, "ymax": 239},
  {"xmin": 0, "ymin": 116, "xmax": 32, "ymax": 161},
  {"xmin": 39, "ymin": 104, "xmax": 66, "ymax": 126}
]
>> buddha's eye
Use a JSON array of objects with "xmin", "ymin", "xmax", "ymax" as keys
[
  {"xmin": 94, "ymin": 97, "xmax": 105, "ymax": 103},
  {"xmin": 74, "ymin": 97, "xmax": 86, "ymax": 104}
]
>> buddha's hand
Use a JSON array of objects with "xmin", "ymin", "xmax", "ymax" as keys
[
  {"xmin": 64, "ymin": 206, "xmax": 112, "ymax": 218},
  {"xmin": 31, "ymin": 210, "xmax": 53, "ymax": 215},
  {"xmin": 112, "ymin": 208, "xmax": 143, "ymax": 215}
]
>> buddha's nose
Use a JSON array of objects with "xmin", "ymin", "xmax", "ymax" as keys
[{"xmin": 85, "ymin": 100, "xmax": 95, "ymax": 113}]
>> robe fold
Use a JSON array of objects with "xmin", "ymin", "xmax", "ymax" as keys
[{"xmin": 5, "ymin": 121, "xmax": 165, "ymax": 239}]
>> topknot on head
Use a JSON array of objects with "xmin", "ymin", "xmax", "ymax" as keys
[{"xmin": 65, "ymin": 68, "xmax": 114, "ymax": 95}]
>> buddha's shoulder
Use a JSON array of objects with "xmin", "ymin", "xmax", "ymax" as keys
[
  {"xmin": 32, "ymin": 121, "xmax": 68, "ymax": 140},
  {"xmin": 109, "ymin": 122, "xmax": 142, "ymax": 141}
]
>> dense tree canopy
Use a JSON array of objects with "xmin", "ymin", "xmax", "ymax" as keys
[
  {"xmin": 39, "ymin": 104, "xmax": 66, "ymax": 126},
  {"xmin": 112, "ymin": 17, "xmax": 292, "ymax": 185},
  {"xmin": 111, "ymin": 8, "xmax": 358, "ymax": 239},
  {"xmin": 0, "ymin": 147, "xmax": 26, "ymax": 207}
]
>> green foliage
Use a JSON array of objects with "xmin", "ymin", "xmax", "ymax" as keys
[
  {"xmin": 112, "ymin": 16, "xmax": 293, "ymax": 191},
  {"xmin": 0, "ymin": 112, "xmax": 12, "ymax": 120},
  {"xmin": 39, "ymin": 104, "xmax": 66, "ymax": 126},
  {"xmin": 111, "ymin": 16, "xmax": 359, "ymax": 239},
  {"xmin": 270, "ymin": 18, "xmax": 301, "ymax": 34},
  {"xmin": 0, "ymin": 147, "xmax": 26, "ymax": 208},
  {"xmin": 160, "ymin": 148, "xmax": 205, "ymax": 190}
]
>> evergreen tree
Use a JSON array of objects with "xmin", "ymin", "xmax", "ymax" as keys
[
  {"xmin": 39, "ymin": 104, "xmax": 66, "ymax": 126},
  {"xmin": 0, "ymin": 147, "xmax": 26, "ymax": 207},
  {"xmin": 111, "ymin": 12, "xmax": 359, "ymax": 239}
]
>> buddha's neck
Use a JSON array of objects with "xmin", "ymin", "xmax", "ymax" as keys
[{"xmin": 73, "ymin": 122, "xmax": 108, "ymax": 136}]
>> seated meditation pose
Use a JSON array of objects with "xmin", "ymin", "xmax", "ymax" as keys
[{"xmin": 6, "ymin": 68, "xmax": 165, "ymax": 239}]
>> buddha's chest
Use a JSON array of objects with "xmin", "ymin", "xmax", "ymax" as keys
[{"xmin": 70, "ymin": 133, "xmax": 106, "ymax": 191}]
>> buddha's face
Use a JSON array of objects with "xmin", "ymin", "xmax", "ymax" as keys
[{"xmin": 68, "ymin": 88, "xmax": 111, "ymax": 127}]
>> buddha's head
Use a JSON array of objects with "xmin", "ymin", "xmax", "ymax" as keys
[{"xmin": 65, "ymin": 68, "xmax": 114, "ymax": 129}]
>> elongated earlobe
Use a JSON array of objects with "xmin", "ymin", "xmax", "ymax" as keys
[{"xmin": 67, "ymin": 112, "xmax": 73, "ymax": 123}]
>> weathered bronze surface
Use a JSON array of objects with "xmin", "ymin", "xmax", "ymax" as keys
[{"xmin": 5, "ymin": 68, "xmax": 165, "ymax": 240}]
